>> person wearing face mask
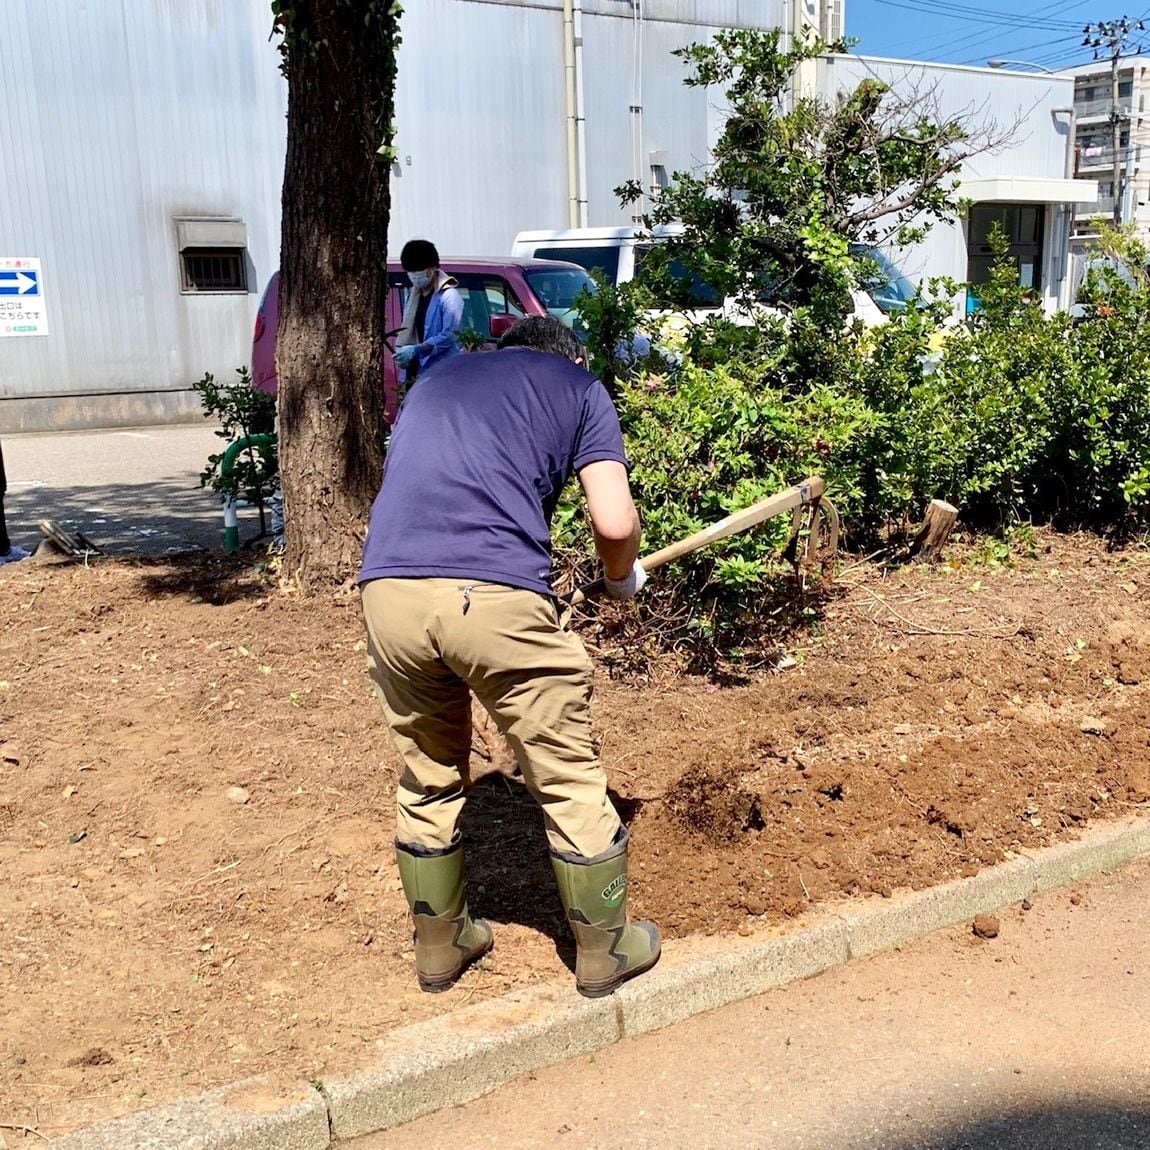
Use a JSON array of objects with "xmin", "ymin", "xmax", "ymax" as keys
[{"xmin": 393, "ymin": 239, "xmax": 464, "ymax": 393}]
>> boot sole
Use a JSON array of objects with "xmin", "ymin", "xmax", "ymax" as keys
[
  {"xmin": 575, "ymin": 941, "xmax": 662, "ymax": 998},
  {"xmin": 417, "ymin": 934, "xmax": 494, "ymax": 994}
]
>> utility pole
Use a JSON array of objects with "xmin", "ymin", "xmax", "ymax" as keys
[
  {"xmin": 1082, "ymin": 17, "xmax": 1146, "ymax": 225},
  {"xmin": 1111, "ymin": 40, "xmax": 1122, "ymax": 223}
]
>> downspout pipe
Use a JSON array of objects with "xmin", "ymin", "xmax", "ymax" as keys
[
  {"xmin": 574, "ymin": 0, "xmax": 588, "ymax": 227},
  {"xmin": 1052, "ymin": 106, "xmax": 1076, "ymax": 312},
  {"xmin": 564, "ymin": 0, "xmax": 579, "ymax": 227},
  {"xmin": 629, "ymin": 0, "xmax": 645, "ymax": 221}
]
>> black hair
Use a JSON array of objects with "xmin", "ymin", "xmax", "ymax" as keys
[
  {"xmin": 497, "ymin": 315, "xmax": 583, "ymax": 362},
  {"xmin": 400, "ymin": 239, "xmax": 440, "ymax": 272}
]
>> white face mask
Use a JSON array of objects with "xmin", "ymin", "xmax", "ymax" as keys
[{"xmin": 408, "ymin": 270, "xmax": 433, "ymax": 290}]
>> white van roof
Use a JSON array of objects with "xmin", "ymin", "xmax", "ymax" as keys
[{"xmin": 513, "ymin": 224, "xmax": 685, "ymax": 244}]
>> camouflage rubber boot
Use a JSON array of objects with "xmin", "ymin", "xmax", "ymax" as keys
[
  {"xmin": 550, "ymin": 827, "xmax": 661, "ymax": 998},
  {"xmin": 395, "ymin": 835, "xmax": 493, "ymax": 993}
]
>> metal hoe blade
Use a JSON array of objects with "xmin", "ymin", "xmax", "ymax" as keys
[{"xmin": 782, "ymin": 496, "xmax": 840, "ymax": 586}]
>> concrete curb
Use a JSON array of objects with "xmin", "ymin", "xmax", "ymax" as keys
[
  {"xmin": 838, "ymin": 854, "xmax": 1039, "ymax": 960},
  {"xmin": 323, "ymin": 982, "xmax": 620, "ymax": 1140},
  {"xmin": 48, "ymin": 815, "xmax": 1150, "ymax": 1147},
  {"xmin": 613, "ymin": 914, "xmax": 849, "ymax": 1038},
  {"xmin": 49, "ymin": 1074, "xmax": 330, "ymax": 1150},
  {"xmin": 1027, "ymin": 815, "xmax": 1150, "ymax": 893}
]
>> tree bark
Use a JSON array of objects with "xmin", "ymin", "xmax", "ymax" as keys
[{"xmin": 276, "ymin": 2, "xmax": 399, "ymax": 591}]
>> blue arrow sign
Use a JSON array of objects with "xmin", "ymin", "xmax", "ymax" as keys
[{"xmin": 0, "ymin": 269, "xmax": 39, "ymax": 296}]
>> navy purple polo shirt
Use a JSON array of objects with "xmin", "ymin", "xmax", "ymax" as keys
[{"xmin": 358, "ymin": 347, "xmax": 628, "ymax": 597}]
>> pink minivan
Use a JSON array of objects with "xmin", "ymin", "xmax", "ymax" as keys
[{"xmin": 251, "ymin": 258, "xmax": 594, "ymax": 422}]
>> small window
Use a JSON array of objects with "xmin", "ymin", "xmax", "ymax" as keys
[
  {"xmin": 181, "ymin": 248, "xmax": 247, "ymax": 293},
  {"xmin": 1119, "ymin": 79, "xmax": 1134, "ymax": 98}
]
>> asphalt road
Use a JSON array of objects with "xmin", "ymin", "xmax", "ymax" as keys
[
  {"xmin": 2, "ymin": 424, "xmax": 270, "ymax": 555},
  {"xmin": 351, "ymin": 856, "xmax": 1150, "ymax": 1150}
]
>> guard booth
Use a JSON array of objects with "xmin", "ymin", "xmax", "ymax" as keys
[
  {"xmin": 966, "ymin": 204, "xmax": 1045, "ymax": 294},
  {"xmin": 960, "ymin": 179, "xmax": 1101, "ymax": 312}
]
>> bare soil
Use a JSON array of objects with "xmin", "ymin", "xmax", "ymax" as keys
[{"xmin": 1, "ymin": 533, "xmax": 1149, "ymax": 1138}]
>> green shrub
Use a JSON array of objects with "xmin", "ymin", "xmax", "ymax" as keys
[
  {"xmin": 193, "ymin": 367, "xmax": 279, "ymax": 536},
  {"xmin": 560, "ymin": 228, "xmax": 1150, "ymax": 666}
]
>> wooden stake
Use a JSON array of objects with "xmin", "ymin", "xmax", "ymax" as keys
[{"xmin": 907, "ymin": 499, "xmax": 958, "ymax": 563}]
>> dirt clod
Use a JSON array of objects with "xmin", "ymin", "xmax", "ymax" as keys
[
  {"xmin": 972, "ymin": 914, "xmax": 1000, "ymax": 940},
  {"xmin": 66, "ymin": 1047, "xmax": 114, "ymax": 1068},
  {"xmin": 664, "ymin": 765, "xmax": 764, "ymax": 844},
  {"xmin": 1079, "ymin": 716, "xmax": 1114, "ymax": 737},
  {"xmin": 1121, "ymin": 762, "xmax": 1150, "ymax": 802}
]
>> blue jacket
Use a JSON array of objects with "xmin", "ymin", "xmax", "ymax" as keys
[
  {"xmin": 417, "ymin": 284, "xmax": 464, "ymax": 374},
  {"xmin": 397, "ymin": 271, "xmax": 464, "ymax": 382}
]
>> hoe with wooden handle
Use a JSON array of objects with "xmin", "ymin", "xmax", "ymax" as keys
[{"xmin": 564, "ymin": 476, "xmax": 840, "ymax": 607}]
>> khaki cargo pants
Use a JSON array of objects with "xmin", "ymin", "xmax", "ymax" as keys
[{"xmin": 361, "ymin": 578, "xmax": 622, "ymax": 859}]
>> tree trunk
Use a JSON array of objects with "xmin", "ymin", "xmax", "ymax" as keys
[{"xmin": 276, "ymin": 2, "xmax": 400, "ymax": 591}]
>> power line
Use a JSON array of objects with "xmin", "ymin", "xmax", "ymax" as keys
[
  {"xmin": 871, "ymin": 0, "xmax": 1082, "ymax": 32},
  {"xmin": 937, "ymin": 26, "xmax": 1082, "ymax": 65},
  {"xmin": 953, "ymin": 30, "xmax": 1084, "ymax": 65},
  {"xmin": 876, "ymin": 0, "xmax": 1090, "ymax": 63}
]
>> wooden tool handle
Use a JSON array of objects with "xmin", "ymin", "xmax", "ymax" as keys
[{"xmin": 564, "ymin": 477, "xmax": 824, "ymax": 607}]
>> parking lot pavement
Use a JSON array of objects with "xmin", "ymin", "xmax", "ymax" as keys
[{"xmin": 3, "ymin": 425, "xmax": 271, "ymax": 555}]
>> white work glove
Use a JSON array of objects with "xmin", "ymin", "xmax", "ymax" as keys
[
  {"xmin": 393, "ymin": 344, "xmax": 418, "ymax": 368},
  {"xmin": 603, "ymin": 559, "xmax": 648, "ymax": 601}
]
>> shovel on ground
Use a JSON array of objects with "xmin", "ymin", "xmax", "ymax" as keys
[{"xmin": 564, "ymin": 475, "xmax": 840, "ymax": 607}]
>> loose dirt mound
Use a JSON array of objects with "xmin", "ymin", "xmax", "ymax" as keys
[
  {"xmin": 1, "ymin": 534, "xmax": 1149, "ymax": 1138},
  {"xmin": 664, "ymin": 764, "xmax": 764, "ymax": 843}
]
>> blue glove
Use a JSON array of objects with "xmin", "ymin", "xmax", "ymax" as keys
[{"xmin": 394, "ymin": 344, "xmax": 418, "ymax": 368}]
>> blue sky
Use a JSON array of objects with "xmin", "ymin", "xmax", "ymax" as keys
[{"xmin": 846, "ymin": 0, "xmax": 1150, "ymax": 69}]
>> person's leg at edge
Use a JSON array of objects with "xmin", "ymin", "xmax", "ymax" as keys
[
  {"xmin": 361, "ymin": 578, "xmax": 492, "ymax": 992},
  {"xmin": 0, "ymin": 438, "xmax": 29, "ymax": 564},
  {"xmin": 442, "ymin": 582, "xmax": 659, "ymax": 997}
]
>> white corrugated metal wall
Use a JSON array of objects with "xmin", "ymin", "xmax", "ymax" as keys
[
  {"xmin": 2, "ymin": 0, "xmax": 787, "ymax": 431},
  {"xmin": 388, "ymin": 0, "xmax": 786, "ymax": 254},
  {"xmin": 387, "ymin": 0, "xmax": 568, "ymax": 259},
  {"xmin": 0, "ymin": 0, "xmax": 286, "ymax": 432}
]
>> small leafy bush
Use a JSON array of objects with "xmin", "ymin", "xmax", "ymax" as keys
[{"xmin": 193, "ymin": 367, "xmax": 279, "ymax": 536}]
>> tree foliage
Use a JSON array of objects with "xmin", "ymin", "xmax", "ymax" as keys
[
  {"xmin": 622, "ymin": 29, "xmax": 1010, "ymax": 323},
  {"xmin": 565, "ymin": 29, "xmax": 1147, "ymax": 671}
]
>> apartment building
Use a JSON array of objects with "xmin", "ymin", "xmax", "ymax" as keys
[{"xmin": 1068, "ymin": 59, "xmax": 1150, "ymax": 237}]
